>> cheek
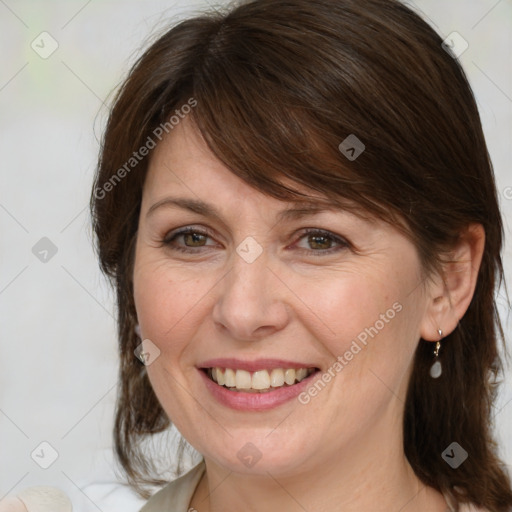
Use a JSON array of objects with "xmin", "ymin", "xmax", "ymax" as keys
[
  {"xmin": 306, "ymin": 264, "xmax": 422, "ymax": 381},
  {"xmin": 132, "ymin": 256, "xmax": 214, "ymax": 348},
  {"xmin": 302, "ymin": 272, "xmax": 422, "ymax": 435},
  {"xmin": 299, "ymin": 269, "xmax": 401, "ymax": 340}
]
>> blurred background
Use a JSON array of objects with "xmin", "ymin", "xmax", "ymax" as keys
[{"xmin": 1, "ymin": 0, "xmax": 511, "ymax": 510}]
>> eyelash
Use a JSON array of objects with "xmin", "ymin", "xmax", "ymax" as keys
[{"xmin": 162, "ymin": 226, "xmax": 349, "ymax": 256}]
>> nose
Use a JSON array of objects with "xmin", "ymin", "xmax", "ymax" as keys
[{"xmin": 212, "ymin": 247, "xmax": 290, "ymax": 341}]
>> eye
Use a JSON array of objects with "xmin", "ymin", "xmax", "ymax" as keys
[
  {"xmin": 293, "ymin": 228, "xmax": 349, "ymax": 255},
  {"xmin": 162, "ymin": 226, "xmax": 349, "ymax": 256},
  {"xmin": 163, "ymin": 227, "xmax": 218, "ymax": 253}
]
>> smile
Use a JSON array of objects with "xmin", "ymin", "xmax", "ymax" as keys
[
  {"xmin": 206, "ymin": 367, "xmax": 317, "ymax": 393},
  {"xmin": 198, "ymin": 358, "xmax": 322, "ymax": 410}
]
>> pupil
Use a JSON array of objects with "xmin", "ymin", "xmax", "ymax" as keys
[
  {"xmin": 185, "ymin": 233, "xmax": 206, "ymax": 246},
  {"xmin": 309, "ymin": 234, "xmax": 330, "ymax": 250}
]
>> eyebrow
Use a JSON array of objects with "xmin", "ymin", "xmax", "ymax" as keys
[{"xmin": 145, "ymin": 197, "xmax": 340, "ymax": 223}]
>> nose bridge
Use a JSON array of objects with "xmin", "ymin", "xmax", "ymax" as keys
[
  {"xmin": 212, "ymin": 241, "xmax": 288, "ymax": 339},
  {"xmin": 224, "ymin": 245, "xmax": 271, "ymax": 310}
]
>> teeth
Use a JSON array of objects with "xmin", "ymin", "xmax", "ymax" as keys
[
  {"xmin": 252, "ymin": 370, "xmax": 271, "ymax": 390},
  {"xmin": 296, "ymin": 368, "xmax": 308, "ymax": 381},
  {"xmin": 224, "ymin": 368, "xmax": 236, "ymax": 387},
  {"xmin": 284, "ymin": 369, "xmax": 296, "ymax": 385},
  {"xmin": 208, "ymin": 367, "xmax": 315, "ymax": 392},
  {"xmin": 270, "ymin": 368, "xmax": 285, "ymax": 387},
  {"xmin": 235, "ymin": 369, "xmax": 252, "ymax": 389}
]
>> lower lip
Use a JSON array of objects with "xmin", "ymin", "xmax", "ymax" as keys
[{"xmin": 198, "ymin": 369, "xmax": 319, "ymax": 411}]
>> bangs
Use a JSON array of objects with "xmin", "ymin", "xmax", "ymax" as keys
[
  {"xmin": 187, "ymin": 60, "xmax": 393, "ymax": 223},
  {"xmin": 173, "ymin": 14, "xmax": 401, "ymax": 224}
]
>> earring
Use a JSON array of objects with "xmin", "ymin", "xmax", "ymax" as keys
[
  {"xmin": 429, "ymin": 328, "xmax": 443, "ymax": 378},
  {"xmin": 134, "ymin": 324, "xmax": 141, "ymax": 338}
]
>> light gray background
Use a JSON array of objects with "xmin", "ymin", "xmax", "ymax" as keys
[{"xmin": 1, "ymin": 1, "xmax": 511, "ymax": 510}]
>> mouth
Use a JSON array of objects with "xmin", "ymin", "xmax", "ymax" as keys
[
  {"xmin": 197, "ymin": 359, "xmax": 323, "ymax": 410},
  {"xmin": 201, "ymin": 366, "xmax": 319, "ymax": 393}
]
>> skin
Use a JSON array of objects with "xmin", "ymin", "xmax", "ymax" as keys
[
  {"xmin": 0, "ymin": 488, "xmax": 72, "ymax": 512},
  {"xmin": 0, "ymin": 497, "xmax": 27, "ymax": 512},
  {"xmin": 133, "ymin": 118, "xmax": 484, "ymax": 512}
]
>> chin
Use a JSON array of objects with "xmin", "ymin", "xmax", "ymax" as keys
[{"xmin": 201, "ymin": 434, "xmax": 314, "ymax": 477}]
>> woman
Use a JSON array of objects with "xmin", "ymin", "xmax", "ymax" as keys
[{"xmin": 90, "ymin": 0, "xmax": 512, "ymax": 510}]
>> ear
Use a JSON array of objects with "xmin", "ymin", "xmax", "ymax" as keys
[{"xmin": 420, "ymin": 223, "xmax": 485, "ymax": 341}]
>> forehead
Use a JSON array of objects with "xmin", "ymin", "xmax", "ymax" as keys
[
  {"xmin": 142, "ymin": 117, "xmax": 384, "ymax": 231},
  {"xmin": 145, "ymin": 118, "xmax": 246, "ymax": 195},
  {"xmin": 144, "ymin": 118, "xmax": 341, "ymax": 210}
]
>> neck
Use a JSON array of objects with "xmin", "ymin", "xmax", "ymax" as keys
[{"xmin": 190, "ymin": 418, "xmax": 448, "ymax": 512}]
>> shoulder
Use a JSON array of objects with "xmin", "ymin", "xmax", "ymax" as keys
[
  {"xmin": 457, "ymin": 502, "xmax": 491, "ymax": 512},
  {"xmin": 460, "ymin": 506, "xmax": 491, "ymax": 512},
  {"xmin": 443, "ymin": 491, "xmax": 492, "ymax": 512},
  {"xmin": 139, "ymin": 461, "xmax": 205, "ymax": 512}
]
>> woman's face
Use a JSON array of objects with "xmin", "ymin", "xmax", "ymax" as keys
[{"xmin": 133, "ymin": 119, "xmax": 435, "ymax": 477}]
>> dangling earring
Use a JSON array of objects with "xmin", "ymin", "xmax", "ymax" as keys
[{"xmin": 429, "ymin": 328, "xmax": 443, "ymax": 378}]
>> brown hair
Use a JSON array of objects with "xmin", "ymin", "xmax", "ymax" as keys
[{"xmin": 90, "ymin": 0, "xmax": 512, "ymax": 509}]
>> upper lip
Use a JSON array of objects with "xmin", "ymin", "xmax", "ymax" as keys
[{"xmin": 198, "ymin": 358, "xmax": 319, "ymax": 372}]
